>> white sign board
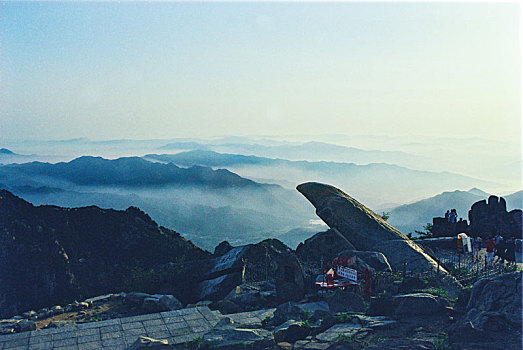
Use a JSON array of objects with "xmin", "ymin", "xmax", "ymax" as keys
[{"xmin": 337, "ymin": 266, "xmax": 357, "ymax": 284}]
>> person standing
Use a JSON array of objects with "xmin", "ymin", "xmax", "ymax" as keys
[
  {"xmin": 494, "ymin": 234, "xmax": 504, "ymax": 263},
  {"xmin": 445, "ymin": 210, "xmax": 450, "ymax": 222},
  {"xmin": 505, "ymin": 236, "xmax": 516, "ymax": 264},
  {"xmin": 473, "ymin": 236, "xmax": 481, "ymax": 260},
  {"xmin": 486, "ymin": 237, "xmax": 496, "ymax": 265},
  {"xmin": 449, "ymin": 209, "xmax": 457, "ymax": 223}
]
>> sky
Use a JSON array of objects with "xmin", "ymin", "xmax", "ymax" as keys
[{"xmin": 0, "ymin": 2, "xmax": 520, "ymax": 142}]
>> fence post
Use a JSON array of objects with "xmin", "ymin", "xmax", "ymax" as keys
[{"xmin": 437, "ymin": 259, "xmax": 440, "ymax": 275}]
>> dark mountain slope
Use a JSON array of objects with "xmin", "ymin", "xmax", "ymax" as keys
[
  {"xmin": 0, "ymin": 156, "xmax": 315, "ymax": 250},
  {"xmin": 1, "ymin": 156, "xmax": 259, "ymax": 188},
  {"xmin": 0, "ymin": 190, "xmax": 210, "ymax": 318}
]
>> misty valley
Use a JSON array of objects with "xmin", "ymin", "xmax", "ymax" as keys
[{"xmin": 1, "ymin": 137, "xmax": 521, "ymax": 251}]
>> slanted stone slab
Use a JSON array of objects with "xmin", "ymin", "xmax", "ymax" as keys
[
  {"xmin": 297, "ymin": 182, "xmax": 463, "ymax": 297},
  {"xmin": 314, "ymin": 323, "xmax": 361, "ymax": 343}
]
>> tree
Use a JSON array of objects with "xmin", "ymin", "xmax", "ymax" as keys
[
  {"xmin": 380, "ymin": 212, "xmax": 390, "ymax": 221},
  {"xmin": 415, "ymin": 223, "xmax": 434, "ymax": 239}
]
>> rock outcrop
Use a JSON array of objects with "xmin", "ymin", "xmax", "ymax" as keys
[
  {"xmin": 297, "ymin": 183, "xmax": 438, "ymax": 271},
  {"xmin": 0, "ymin": 189, "xmax": 210, "ymax": 319},
  {"xmin": 450, "ymin": 272, "xmax": 522, "ymax": 346},
  {"xmin": 468, "ymin": 195, "xmax": 523, "ymax": 239},
  {"xmin": 296, "ymin": 182, "xmax": 462, "ymax": 296},
  {"xmin": 296, "ymin": 228, "xmax": 355, "ymax": 261},
  {"xmin": 297, "ymin": 182, "xmax": 406, "ymax": 251},
  {"xmin": 194, "ymin": 239, "xmax": 304, "ymax": 304},
  {"xmin": 464, "ymin": 271, "xmax": 522, "ymax": 330}
]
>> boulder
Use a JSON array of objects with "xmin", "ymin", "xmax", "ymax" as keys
[
  {"xmin": 66, "ymin": 301, "xmax": 90, "ymax": 312},
  {"xmin": 314, "ymin": 323, "xmax": 361, "ymax": 343},
  {"xmin": 296, "ymin": 228, "xmax": 356, "ymax": 262},
  {"xmin": 195, "ymin": 239, "xmax": 296, "ymax": 304},
  {"xmin": 0, "ymin": 320, "xmax": 17, "ymax": 335},
  {"xmin": 464, "ymin": 272, "xmax": 522, "ymax": 330},
  {"xmin": 194, "ymin": 246, "xmax": 248, "ymax": 301},
  {"xmin": 85, "ymin": 293, "xmax": 121, "ymax": 305},
  {"xmin": 196, "ymin": 273, "xmax": 242, "ymax": 301},
  {"xmin": 296, "ymin": 182, "xmax": 408, "ymax": 250},
  {"xmin": 296, "ymin": 301, "xmax": 330, "ymax": 317},
  {"xmin": 125, "ymin": 292, "xmax": 151, "ymax": 306},
  {"xmin": 203, "ymin": 317, "xmax": 274, "ymax": 348},
  {"xmin": 367, "ymin": 295, "xmax": 394, "ymax": 316},
  {"xmin": 225, "ymin": 282, "xmax": 268, "ymax": 309},
  {"xmin": 14, "ymin": 320, "xmax": 36, "ymax": 332},
  {"xmin": 293, "ymin": 340, "xmax": 330, "ymax": 349},
  {"xmin": 352, "ymin": 315, "xmax": 396, "ymax": 329},
  {"xmin": 332, "ymin": 250, "xmax": 391, "ymax": 275},
  {"xmin": 210, "ymin": 299, "xmax": 241, "ymax": 315},
  {"xmin": 128, "ymin": 336, "xmax": 171, "ymax": 349},
  {"xmin": 21, "ymin": 310, "xmax": 37, "ymax": 319},
  {"xmin": 448, "ymin": 320, "xmax": 485, "ymax": 343},
  {"xmin": 366, "ymin": 339, "xmax": 433, "ymax": 350},
  {"xmin": 159, "ymin": 295, "xmax": 182, "ymax": 311},
  {"xmin": 268, "ymin": 302, "xmax": 305, "ymax": 328},
  {"xmin": 276, "ymin": 342, "xmax": 293, "ymax": 350},
  {"xmin": 398, "ymin": 276, "xmax": 428, "ymax": 293},
  {"xmin": 297, "ymin": 183, "xmax": 465, "ymax": 298},
  {"xmin": 325, "ymin": 290, "xmax": 365, "ymax": 313},
  {"xmin": 275, "ymin": 252, "xmax": 305, "ymax": 302},
  {"xmin": 273, "ymin": 320, "xmax": 311, "ymax": 343},
  {"xmin": 142, "ymin": 297, "xmax": 163, "ymax": 313},
  {"xmin": 468, "ymin": 196, "xmax": 523, "ymax": 239},
  {"xmin": 392, "ymin": 293, "xmax": 447, "ymax": 316},
  {"xmin": 297, "ymin": 183, "xmax": 443, "ymax": 272},
  {"xmin": 50, "ymin": 305, "xmax": 63, "ymax": 315}
]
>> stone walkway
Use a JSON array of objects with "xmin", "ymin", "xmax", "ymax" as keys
[{"xmin": 0, "ymin": 307, "xmax": 224, "ymax": 350}]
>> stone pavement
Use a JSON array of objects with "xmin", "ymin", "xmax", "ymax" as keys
[{"xmin": 0, "ymin": 307, "xmax": 225, "ymax": 350}]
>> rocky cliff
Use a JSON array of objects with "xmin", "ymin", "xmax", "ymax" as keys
[
  {"xmin": 0, "ymin": 190, "xmax": 210, "ymax": 318},
  {"xmin": 296, "ymin": 182, "xmax": 462, "ymax": 296}
]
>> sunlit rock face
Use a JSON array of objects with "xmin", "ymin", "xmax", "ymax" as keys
[
  {"xmin": 296, "ymin": 182, "xmax": 408, "ymax": 251},
  {"xmin": 296, "ymin": 182, "xmax": 462, "ymax": 293}
]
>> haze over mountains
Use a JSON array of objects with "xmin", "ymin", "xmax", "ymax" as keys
[
  {"xmin": 145, "ymin": 149, "xmax": 502, "ymax": 209},
  {"xmin": 0, "ymin": 156, "xmax": 316, "ymax": 250},
  {"xmin": 388, "ymin": 188, "xmax": 523, "ymax": 235},
  {"xmin": 1, "ymin": 135, "xmax": 521, "ymax": 247}
]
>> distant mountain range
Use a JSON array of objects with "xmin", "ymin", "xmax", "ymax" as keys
[
  {"xmin": 387, "ymin": 188, "xmax": 523, "ymax": 235},
  {"xmin": 0, "ymin": 148, "xmax": 34, "ymax": 164},
  {"xmin": 145, "ymin": 150, "xmax": 502, "ymax": 209},
  {"xmin": 1, "ymin": 156, "xmax": 260, "ymax": 188},
  {"xmin": 158, "ymin": 140, "xmax": 429, "ymax": 169},
  {"xmin": 0, "ymin": 148, "xmax": 15, "ymax": 155},
  {"xmin": 0, "ymin": 156, "xmax": 315, "ymax": 250}
]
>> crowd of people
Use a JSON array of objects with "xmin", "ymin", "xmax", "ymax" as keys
[{"xmin": 465, "ymin": 234, "xmax": 518, "ymax": 265}]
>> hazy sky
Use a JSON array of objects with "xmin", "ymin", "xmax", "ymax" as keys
[{"xmin": 0, "ymin": 2, "xmax": 520, "ymax": 141}]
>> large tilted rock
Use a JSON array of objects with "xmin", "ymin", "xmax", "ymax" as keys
[
  {"xmin": 296, "ymin": 182, "xmax": 462, "ymax": 296},
  {"xmin": 297, "ymin": 182, "xmax": 407, "ymax": 251}
]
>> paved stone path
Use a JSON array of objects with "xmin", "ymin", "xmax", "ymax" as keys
[{"xmin": 0, "ymin": 307, "xmax": 224, "ymax": 350}]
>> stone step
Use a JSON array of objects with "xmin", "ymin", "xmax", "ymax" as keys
[{"xmin": 0, "ymin": 307, "xmax": 218, "ymax": 350}]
